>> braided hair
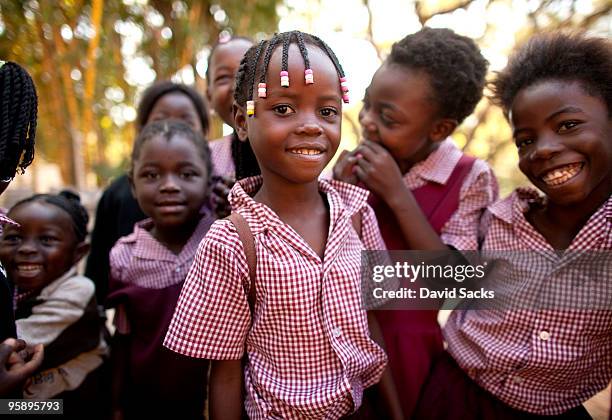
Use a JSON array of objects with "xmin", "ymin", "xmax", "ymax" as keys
[
  {"xmin": 11, "ymin": 191, "xmax": 89, "ymax": 243},
  {"xmin": 0, "ymin": 61, "xmax": 37, "ymax": 180},
  {"xmin": 129, "ymin": 119, "xmax": 212, "ymax": 186},
  {"xmin": 233, "ymin": 31, "xmax": 347, "ymax": 180}
]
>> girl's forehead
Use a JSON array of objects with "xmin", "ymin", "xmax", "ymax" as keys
[{"xmin": 10, "ymin": 201, "xmax": 73, "ymax": 227}]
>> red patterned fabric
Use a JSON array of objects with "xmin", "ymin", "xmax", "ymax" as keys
[
  {"xmin": 164, "ymin": 176, "xmax": 388, "ymax": 419},
  {"xmin": 445, "ymin": 188, "xmax": 612, "ymax": 415}
]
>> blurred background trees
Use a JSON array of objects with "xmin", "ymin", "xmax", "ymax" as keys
[{"xmin": 0, "ymin": 0, "xmax": 610, "ymax": 197}]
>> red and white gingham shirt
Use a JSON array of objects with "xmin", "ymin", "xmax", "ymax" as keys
[
  {"xmin": 444, "ymin": 188, "xmax": 612, "ymax": 415},
  {"xmin": 404, "ymin": 138, "xmax": 498, "ymax": 250},
  {"xmin": 209, "ymin": 134, "xmax": 235, "ymax": 178},
  {"xmin": 109, "ymin": 210, "xmax": 215, "ymax": 289},
  {"xmin": 0, "ymin": 210, "xmax": 17, "ymax": 235},
  {"xmin": 164, "ymin": 176, "xmax": 388, "ymax": 419}
]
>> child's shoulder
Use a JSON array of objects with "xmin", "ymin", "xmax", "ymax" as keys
[
  {"xmin": 324, "ymin": 178, "xmax": 370, "ymax": 216},
  {"xmin": 40, "ymin": 271, "xmax": 95, "ymax": 307}
]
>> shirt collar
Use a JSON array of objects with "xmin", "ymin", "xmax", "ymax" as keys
[
  {"xmin": 132, "ymin": 208, "xmax": 214, "ymax": 262},
  {"xmin": 229, "ymin": 176, "xmax": 370, "ymax": 234},
  {"xmin": 488, "ymin": 187, "xmax": 543, "ymax": 225},
  {"xmin": 0, "ymin": 209, "xmax": 18, "ymax": 235},
  {"xmin": 407, "ymin": 138, "xmax": 463, "ymax": 185}
]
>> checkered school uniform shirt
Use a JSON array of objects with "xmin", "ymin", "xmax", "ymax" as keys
[
  {"xmin": 0, "ymin": 210, "xmax": 17, "ymax": 233},
  {"xmin": 444, "ymin": 188, "xmax": 612, "ymax": 415},
  {"xmin": 209, "ymin": 134, "xmax": 235, "ymax": 178},
  {"xmin": 403, "ymin": 138, "xmax": 498, "ymax": 250},
  {"xmin": 110, "ymin": 210, "xmax": 215, "ymax": 289},
  {"xmin": 164, "ymin": 176, "xmax": 388, "ymax": 419}
]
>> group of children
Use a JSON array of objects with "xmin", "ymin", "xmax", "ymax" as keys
[{"xmin": 0, "ymin": 25, "xmax": 610, "ymax": 420}]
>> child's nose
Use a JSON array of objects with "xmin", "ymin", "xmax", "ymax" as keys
[
  {"xmin": 531, "ymin": 133, "xmax": 564, "ymax": 160},
  {"xmin": 17, "ymin": 239, "xmax": 37, "ymax": 255},
  {"xmin": 296, "ymin": 121, "xmax": 323, "ymax": 137},
  {"xmin": 159, "ymin": 175, "xmax": 181, "ymax": 192},
  {"xmin": 359, "ymin": 110, "xmax": 379, "ymax": 141}
]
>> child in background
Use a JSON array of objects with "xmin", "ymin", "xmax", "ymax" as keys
[
  {"xmin": 0, "ymin": 191, "xmax": 108, "ymax": 418},
  {"xmin": 415, "ymin": 32, "xmax": 611, "ymax": 418},
  {"xmin": 334, "ymin": 27, "xmax": 497, "ymax": 417},
  {"xmin": 85, "ymin": 82, "xmax": 209, "ymax": 304},
  {"xmin": 107, "ymin": 120, "xmax": 214, "ymax": 420},
  {"xmin": 165, "ymin": 31, "xmax": 391, "ymax": 419},
  {"xmin": 206, "ymin": 35, "xmax": 254, "ymax": 179},
  {"xmin": 0, "ymin": 60, "xmax": 44, "ymax": 396}
]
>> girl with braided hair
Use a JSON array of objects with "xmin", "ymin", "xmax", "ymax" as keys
[
  {"xmin": 165, "ymin": 31, "xmax": 397, "ymax": 419},
  {"xmin": 0, "ymin": 191, "xmax": 108, "ymax": 417},
  {"xmin": 0, "ymin": 60, "xmax": 43, "ymax": 397}
]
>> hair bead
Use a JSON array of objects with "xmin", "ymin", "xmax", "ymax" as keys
[
  {"xmin": 304, "ymin": 68, "xmax": 314, "ymax": 84},
  {"xmin": 246, "ymin": 100, "xmax": 255, "ymax": 116},
  {"xmin": 257, "ymin": 83, "xmax": 267, "ymax": 98},
  {"xmin": 280, "ymin": 70, "xmax": 289, "ymax": 87}
]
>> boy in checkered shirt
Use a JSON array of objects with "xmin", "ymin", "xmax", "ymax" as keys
[
  {"xmin": 164, "ymin": 31, "xmax": 394, "ymax": 419},
  {"xmin": 414, "ymin": 32, "xmax": 612, "ymax": 418}
]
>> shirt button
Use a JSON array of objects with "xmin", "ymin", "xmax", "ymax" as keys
[
  {"xmin": 539, "ymin": 330, "xmax": 551, "ymax": 341},
  {"xmin": 175, "ymin": 267, "xmax": 180, "ymax": 273},
  {"xmin": 512, "ymin": 376, "xmax": 523, "ymax": 384},
  {"xmin": 332, "ymin": 327, "xmax": 342, "ymax": 338}
]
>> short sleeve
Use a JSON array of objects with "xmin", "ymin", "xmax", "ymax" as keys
[
  {"xmin": 440, "ymin": 160, "xmax": 499, "ymax": 250},
  {"xmin": 359, "ymin": 204, "xmax": 387, "ymax": 251},
  {"xmin": 163, "ymin": 220, "xmax": 251, "ymax": 360}
]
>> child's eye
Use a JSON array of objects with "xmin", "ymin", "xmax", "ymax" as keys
[
  {"xmin": 380, "ymin": 112, "xmax": 396, "ymax": 126},
  {"xmin": 180, "ymin": 171, "xmax": 199, "ymax": 179},
  {"xmin": 320, "ymin": 107, "xmax": 338, "ymax": 118},
  {"xmin": 273, "ymin": 105, "xmax": 295, "ymax": 115},
  {"xmin": 40, "ymin": 235, "xmax": 58, "ymax": 244},
  {"xmin": 558, "ymin": 120, "xmax": 580, "ymax": 133},
  {"xmin": 515, "ymin": 137, "xmax": 534, "ymax": 150},
  {"xmin": 1, "ymin": 234, "xmax": 20, "ymax": 243},
  {"xmin": 142, "ymin": 171, "xmax": 159, "ymax": 180}
]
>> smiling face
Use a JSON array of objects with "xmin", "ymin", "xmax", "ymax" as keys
[
  {"xmin": 207, "ymin": 39, "xmax": 253, "ymax": 127},
  {"xmin": 0, "ymin": 201, "xmax": 87, "ymax": 292},
  {"xmin": 359, "ymin": 63, "xmax": 455, "ymax": 173},
  {"xmin": 131, "ymin": 134, "xmax": 209, "ymax": 230},
  {"xmin": 511, "ymin": 80, "xmax": 612, "ymax": 206},
  {"xmin": 146, "ymin": 92, "xmax": 203, "ymax": 134},
  {"xmin": 235, "ymin": 43, "xmax": 342, "ymax": 185}
]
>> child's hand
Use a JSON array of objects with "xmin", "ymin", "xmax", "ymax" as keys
[
  {"xmin": 0, "ymin": 338, "xmax": 44, "ymax": 396},
  {"xmin": 354, "ymin": 140, "xmax": 404, "ymax": 199},
  {"xmin": 332, "ymin": 150, "xmax": 359, "ymax": 185},
  {"xmin": 211, "ymin": 175, "xmax": 235, "ymax": 219}
]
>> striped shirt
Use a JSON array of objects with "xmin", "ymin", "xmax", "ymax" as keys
[
  {"xmin": 444, "ymin": 188, "xmax": 612, "ymax": 415},
  {"xmin": 403, "ymin": 138, "xmax": 498, "ymax": 250},
  {"xmin": 164, "ymin": 176, "xmax": 388, "ymax": 419}
]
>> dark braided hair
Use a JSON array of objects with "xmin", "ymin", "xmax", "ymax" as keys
[
  {"xmin": 136, "ymin": 81, "xmax": 210, "ymax": 135},
  {"xmin": 233, "ymin": 30, "xmax": 347, "ymax": 180},
  {"xmin": 129, "ymin": 120, "xmax": 212, "ymax": 185},
  {"xmin": 11, "ymin": 191, "xmax": 89, "ymax": 243},
  {"xmin": 0, "ymin": 61, "xmax": 37, "ymax": 180},
  {"xmin": 388, "ymin": 28, "xmax": 488, "ymax": 124},
  {"xmin": 490, "ymin": 31, "xmax": 612, "ymax": 118}
]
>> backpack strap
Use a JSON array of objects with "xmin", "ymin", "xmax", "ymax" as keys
[{"xmin": 226, "ymin": 213, "xmax": 256, "ymax": 311}]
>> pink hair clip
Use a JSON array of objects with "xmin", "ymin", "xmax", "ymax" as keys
[
  {"xmin": 280, "ymin": 70, "xmax": 289, "ymax": 87},
  {"xmin": 304, "ymin": 68, "xmax": 314, "ymax": 84},
  {"xmin": 258, "ymin": 83, "xmax": 267, "ymax": 98}
]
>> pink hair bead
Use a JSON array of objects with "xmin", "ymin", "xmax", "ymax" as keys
[
  {"xmin": 257, "ymin": 82, "xmax": 267, "ymax": 98},
  {"xmin": 342, "ymin": 94, "xmax": 350, "ymax": 104},
  {"xmin": 280, "ymin": 70, "xmax": 289, "ymax": 87},
  {"xmin": 304, "ymin": 68, "xmax": 314, "ymax": 84}
]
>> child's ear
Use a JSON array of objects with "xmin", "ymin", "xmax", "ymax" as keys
[
  {"xmin": 430, "ymin": 118, "xmax": 458, "ymax": 142},
  {"xmin": 233, "ymin": 101, "xmax": 249, "ymax": 142},
  {"xmin": 73, "ymin": 242, "xmax": 91, "ymax": 265}
]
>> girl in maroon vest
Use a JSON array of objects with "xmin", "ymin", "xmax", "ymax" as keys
[{"xmin": 334, "ymin": 28, "xmax": 498, "ymax": 418}]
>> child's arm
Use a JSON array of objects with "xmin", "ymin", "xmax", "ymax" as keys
[
  {"xmin": 209, "ymin": 359, "xmax": 243, "ymax": 420},
  {"xmin": 367, "ymin": 313, "xmax": 404, "ymax": 420},
  {"xmin": 354, "ymin": 140, "xmax": 447, "ymax": 251}
]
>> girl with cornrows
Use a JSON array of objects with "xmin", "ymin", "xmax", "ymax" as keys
[{"xmin": 165, "ymin": 31, "xmax": 395, "ymax": 419}]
